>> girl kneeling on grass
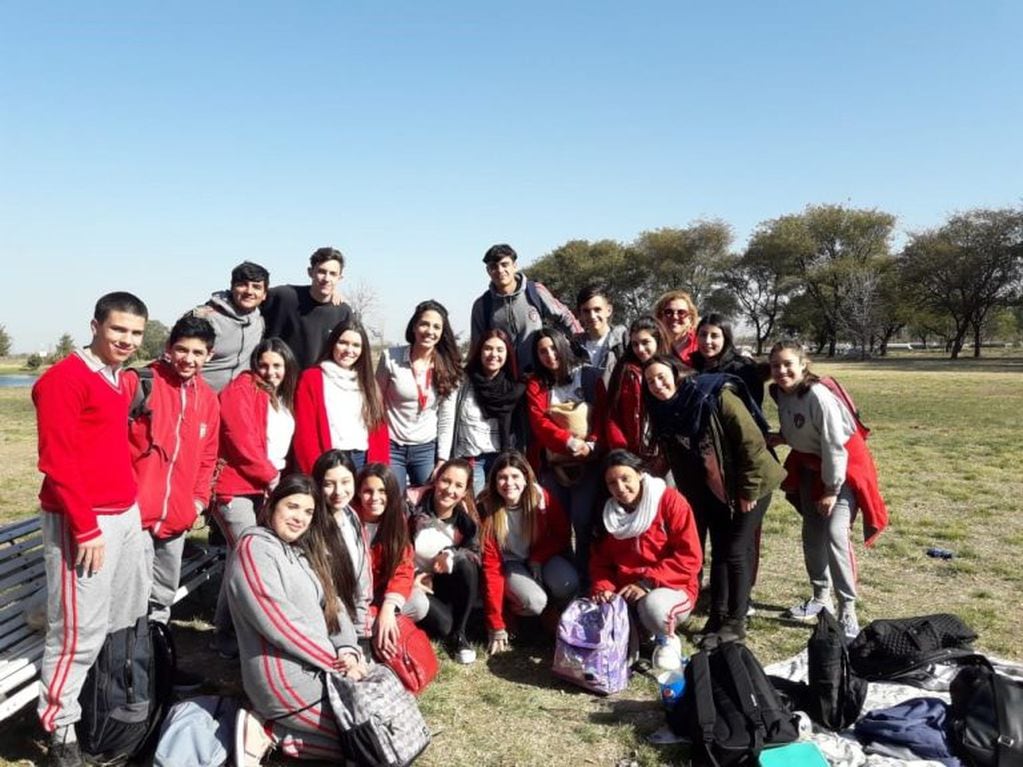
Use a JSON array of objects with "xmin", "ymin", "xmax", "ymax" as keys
[
  {"xmin": 768, "ymin": 340, "xmax": 888, "ymax": 639},
  {"xmin": 228, "ymin": 474, "xmax": 366, "ymax": 766},
  {"xmin": 356, "ymin": 463, "xmax": 431, "ymax": 661},
  {"xmin": 590, "ymin": 450, "xmax": 702, "ymax": 667},
  {"xmin": 480, "ymin": 450, "xmax": 579, "ymax": 655},
  {"xmin": 410, "ymin": 458, "xmax": 482, "ymax": 664}
]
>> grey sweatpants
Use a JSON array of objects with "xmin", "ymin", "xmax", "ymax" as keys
[
  {"xmin": 38, "ymin": 506, "xmax": 150, "ymax": 732},
  {"xmin": 635, "ymin": 587, "xmax": 694, "ymax": 636},
  {"xmin": 503, "ymin": 555, "xmax": 579, "ymax": 616},
  {"xmin": 143, "ymin": 532, "xmax": 185, "ymax": 625},
  {"xmin": 799, "ymin": 472, "xmax": 858, "ymax": 605},
  {"xmin": 212, "ymin": 496, "xmax": 260, "ymax": 636}
]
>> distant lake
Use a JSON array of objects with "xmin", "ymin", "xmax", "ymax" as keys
[{"xmin": 0, "ymin": 374, "xmax": 38, "ymax": 388}]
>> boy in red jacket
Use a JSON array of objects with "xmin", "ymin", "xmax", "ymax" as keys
[
  {"xmin": 130, "ymin": 314, "xmax": 220, "ymax": 633},
  {"xmin": 34, "ymin": 292, "xmax": 149, "ymax": 767}
]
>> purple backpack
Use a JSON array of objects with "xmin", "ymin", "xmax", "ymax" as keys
[{"xmin": 553, "ymin": 596, "xmax": 630, "ymax": 695}]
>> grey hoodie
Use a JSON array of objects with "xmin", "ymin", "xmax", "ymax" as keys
[
  {"xmin": 192, "ymin": 291, "xmax": 265, "ymax": 392},
  {"xmin": 227, "ymin": 525, "xmax": 359, "ymax": 722},
  {"xmin": 469, "ymin": 272, "xmax": 581, "ymax": 371}
]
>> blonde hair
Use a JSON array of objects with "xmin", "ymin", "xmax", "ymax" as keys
[
  {"xmin": 653, "ymin": 290, "xmax": 699, "ymax": 339},
  {"xmin": 479, "ymin": 451, "xmax": 543, "ymax": 550}
]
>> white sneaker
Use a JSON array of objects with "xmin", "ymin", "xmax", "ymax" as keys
[
  {"xmin": 786, "ymin": 598, "xmax": 835, "ymax": 622},
  {"xmin": 452, "ymin": 634, "xmax": 477, "ymax": 664},
  {"xmin": 839, "ymin": 608, "xmax": 860, "ymax": 640}
]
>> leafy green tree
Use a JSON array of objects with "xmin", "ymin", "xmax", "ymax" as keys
[
  {"xmin": 48, "ymin": 333, "xmax": 76, "ymax": 363},
  {"xmin": 25, "ymin": 353, "xmax": 43, "ymax": 370},
  {"xmin": 136, "ymin": 319, "xmax": 170, "ymax": 362},
  {"xmin": 0, "ymin": 324, "xmax": 11, "ymax": 357},
  {"xmin": 633, "ymin": 220, "xmax": 732, "ymax": 308},
  {"xmin": 902, "ymin": 208, "xmax": 1023, "ymax": 358}
]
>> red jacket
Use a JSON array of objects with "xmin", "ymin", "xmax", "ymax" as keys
[
  {"xmin": 524, "ymin": 374, "xmax": 604, "ymax": 474},
  {"xmin": 292, "ymin": 367, "xmax": 390, "ymax": 473},
  {"xmin": 369, "ymin": 539, "xmax": 415, "ymax": 607},
  {"xmin": 674, "ymin": 331, "xmax": 699, "ymax": 367},
  {"xmin": 589, "ymin": 487, "xmax": 703, "ymax": 608},
  {"xmin": 33, "ymin": 354, "xmax": 139, "ymax": 543},
  {"xmin": 215, "ymin": 371, "xmax": 278, "ymax": 499},
  {"xmin": 481, "ymin": 488, "xmax": 572, "ymax": 632},
  {"xmin": 781, "ymin": 430, "xmax": 889, "ymax": 547},
  {"xmin": 130, "ymin": 361, "xmax": 220, "ymax": 538},
  {"xmin": 604, "ymin": 362, "xmax": 644, "ymax": 453}
]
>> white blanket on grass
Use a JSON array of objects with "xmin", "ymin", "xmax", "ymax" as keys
[{"xmin": 764, "ymin": 652, "xmax": 1023, "ymax": 767}]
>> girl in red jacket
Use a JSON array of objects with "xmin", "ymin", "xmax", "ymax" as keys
[
  {"xmin": 293, "ymin": 319, "xmax": 389, "ymax": 474},
  {"xmin": 525, "ymin": 326, "xmax": 603, "ymax": 583},
  {"xmin": 603, "ymin": 315, "xmax": 669, "ymax": 472},
  {"xmin": 591, "ymin": 450, "xmax": 702, "ymax": 665},
  {"xmin": 355, "ymin": 463, "xmax": 429, "ymax": 661},
  {"xmin": 653, "ymin": 289, "xmax": 700, "ymax": 366},
  {"xmin": 479, "ymin": 450, "xmax": 578, "ymax": 655},
  {"xmin": 211, "ymin": 338, "xmax": 299, "ymax": 654}
]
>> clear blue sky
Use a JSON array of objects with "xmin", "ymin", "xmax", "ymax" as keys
[{"xmin": 2, "ymin": 1, "xmax": 1021, "ymax": 353}]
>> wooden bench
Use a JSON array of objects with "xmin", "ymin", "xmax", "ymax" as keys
[{"xmin": 0, "ymin": 517, "xmax": 224, "ymax": 723}]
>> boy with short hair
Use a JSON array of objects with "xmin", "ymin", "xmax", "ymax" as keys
[
  {"xmin": 34, "ymin": 292, "xmax": 151, "ymax": 767},
  {"xmin": 573, "ymin": 283, "xmax": 627, "ymax": 384},
  {"xmin": 193, "ymin": 260, "xmax": 269, "ymax": 391},
  {"xmin": 261, "ymin": 247, "xmax": 352, "ymax": 368},
  {"xmin": 130, "ymin": 314, "xmax": 220, "ymax": 634}
]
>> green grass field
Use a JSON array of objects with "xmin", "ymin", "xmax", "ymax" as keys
[{"xmin": 1, "ymin": 357, "xmax": 1021, "ymax": 766}]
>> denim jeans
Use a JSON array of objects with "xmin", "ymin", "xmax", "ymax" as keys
[
  {"xmin": 470, "ymin": 451, "xmax": 501, "ymax": 496},
  {"xmin": 389, "ymin": 439, "xmax": 437, "ymax": 492},
  {"xmin": 539, "ymin": 464, "xmax": 600, "ymax": 589}
]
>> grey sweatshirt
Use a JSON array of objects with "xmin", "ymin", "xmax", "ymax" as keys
[
  {"xmin": 469, "ymin": 272, "xmax": 581, "ymax": 371},
  {"xmin": 193, "ymin": 292, "xmax": 266, "ymax": 392},
  {"xmin": 227, "ymin": 526, "xmax": 359, "ymax": 721},
  {"xmin": 376, "ymin": 345, "xmax": 455, "ymax": 448},
  {"xmin": 775, "ymin": 382, "xmax": 856, "ymax": 491}
]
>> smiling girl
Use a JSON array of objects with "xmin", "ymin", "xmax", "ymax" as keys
[
  {"xmin": 376, "ymin": 300, "xmax": 463, "ymax": 491},
  {"xmin": 355, "ymin": 463, "xmax": 429, "ymax": 661},
  {"xmin": 479, "ymin": 450, "xmax": 578, "ymax": 655},
  {"xmin": 590, "ymin": 450, "xmax": 702, "ymax": 667},
  {"xmin": 642, "ymin": 355, "xmax": 785, "ymax": 645},
  {"xmin": 293, "ymin": 319, "xmax": 389, "ymax": 473},
  {"xmin": 409, "ymin": 458, "xmax": 482, "ymax": 663},
  {"xmin": 450, "ymin": 329, "xmax": 526, "ymax": 494},
  {"xmin": 653, "ymin": 290, "xmax": 700, "ymax": 366},
  {"xmin": 768, "ymin": 341, "xmax": 888, "ymax": 638},
  {"xmin": 227, "ymin": 474, "xmax": 366, "ymax": 765},
  {"xmin": 691, "ymin": 313, "xmax": 765, "ymax": 408}
]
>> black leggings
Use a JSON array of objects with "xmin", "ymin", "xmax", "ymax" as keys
[
  {"xmin": 416, "ymin": 556, "xmax": 479, "ymax": 639},
  {"xmin": 707, "ymin": 494, "xmax": 770, "ymax": 621}
]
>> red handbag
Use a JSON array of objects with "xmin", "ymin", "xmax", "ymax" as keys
[{"xmin": 374, "ymin": 614, "xmax": 438, "ymax": 695}]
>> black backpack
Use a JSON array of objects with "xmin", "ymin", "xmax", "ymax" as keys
[
  {"xmin": 78, "ymin": 617, "xmax": 176, "ymax": 764},
  {"xmin": 949, "ymin": 656, "xmax": 1023, "ymax": 767},
  {"xmin": 847, "ymin": 613, "xmax": 977, "ymax": 683},
  {"xmin": 807, "ymin": 610, "xmax": 867, "ymax": 730},
  {"xmin": 668, "ymin": 643, "xmax": 800, "ymax": 766}
]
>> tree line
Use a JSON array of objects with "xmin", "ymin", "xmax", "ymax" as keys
[{"xmin": 527, "ymin": 204, "xmax": 1023, "ymax": 359}]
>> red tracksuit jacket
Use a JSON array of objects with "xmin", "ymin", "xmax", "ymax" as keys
[{"xmin": 215, "ymin": 371, "xmax": 278, "ymax": 499}]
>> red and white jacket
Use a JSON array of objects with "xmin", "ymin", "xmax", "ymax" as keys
[
  {"xmin": 369, "ymin": 539, "xmax": 415, "ymax": 610},
  {"xmin": 130, "ymin": 360, "xmax": 220, "ymax": 538},
  {"xmin": 215, "ymin": 371, "xmax": 278, "ymax": 500},
  {"xmin": 589, "ymin": 486, "xmax": 703, "ymax": 609},
  {"xmin": 33, "ymin": 353, "xmax": 139, "ymax": 543},
  {"xmin": 481, "ymin": 488, "xmax": 572, "ymax": 632},
  {"xmin": 292, "ymin": 366, "xmax": 390, "ymax": 474}
]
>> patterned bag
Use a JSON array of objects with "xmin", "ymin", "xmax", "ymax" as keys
[
  {"xmin": 325, "ymin": 664, "xmax": 431, "ymax": 767},
  {"xmin": 552, "ymin": 596, "xmax": 630, "ymax": 695}
]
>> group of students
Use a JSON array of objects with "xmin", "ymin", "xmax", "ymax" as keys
[{"xmin": 30, "ymin": 243, "xmax": 887, "ymax": 767}]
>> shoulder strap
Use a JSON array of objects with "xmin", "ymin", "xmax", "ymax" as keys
[
  {"xmin": 525, "ymin": 279, "xmax": 544, "ymax": 315},
  {"xmin": 819, "ymin": 376, "xmax": 870, "ymax": 438},
  {"xmin": 991, "ymin": 667, "xmax": 1023, "ymax": 767},
  {"xmin": 720, "ymin": 643, "xmax": 766, "ymax": 754},
  {"xmin": 688, "ymin": 650, "xmax": 720, "ymax": 755},
  {"xmin": 127, "ymin": 366, "xmax": 155, "ymax": 422}
]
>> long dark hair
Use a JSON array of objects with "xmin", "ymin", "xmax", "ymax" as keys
[
  {"xmin": 310, "ymin": 450, "xmax": 361, "ymax": 620},
  {"xmin": 317, "ymin": 319, "xmax": 386, "ymax": 430},
  {"xmin": 530, "ymin": 326, "xmax": 581, "ymax": 388},
  {"xmin": 355, "ymin": 463, "xmax": 409, "ymax": 587},
  {"xmin": 768, "ymin": 339, "xmax": 820, "ymax": 396},
  {"xmin": 465, "ymin": 328, "xmax": 519, "ymax": 382},
  {"xmin": 404, "ymin": 299, "xmax": 463, "ymax": 398},
  {"xmin": 695, "ymin": 313, "xmax": 737, "ymax": 364},
  {"xmin": 257, "ymin": 473, "xmax": 351, "ymax": 631},
  {"xmin": 250, "ymin": 337, "xmax": 299, "ymax": 412},
  {"xmin": 607, "ymin": 315, "xmax": 669, "ymax": 415}
]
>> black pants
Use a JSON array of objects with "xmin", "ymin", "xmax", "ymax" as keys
[
  {"xmin": 707, "ymin": 494, "xmax": 770, "ymax": 621},
  {"xmin": 417, "ymin": 556, "xmax": 479, "ymax": 640}
]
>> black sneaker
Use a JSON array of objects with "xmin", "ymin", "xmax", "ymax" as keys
[
  {"xmin": 48, "ymin": 735, "xmax": 83, "ymax": 767},
  {"xmin": 716, "ymin": 619, "xmax": 747, "ymax": 644},
  {"xmin": 173, "ymin": 666, "xmax": 205, "ymax": 693}
]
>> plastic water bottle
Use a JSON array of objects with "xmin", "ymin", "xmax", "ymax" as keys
[
  {"xmin": 657, "ymin": 668, "xmax": 686, "ymax": 710},
  {"xmin": 651, "ymin": 634, "xmax": 683, "ymax": 671}
]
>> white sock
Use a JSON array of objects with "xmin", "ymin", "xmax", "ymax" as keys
[{"xmin": 53, "ymin": 725, "xmax": 77, "ymax": 744}]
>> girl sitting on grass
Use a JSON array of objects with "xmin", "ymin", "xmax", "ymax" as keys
[
  {"xmin": 768, "ymin": 340, "xmax": 888, "ymax": 639},
  {"xmin": 479, "ymin": 450, "xmax": 578, "ymax": 655},
  {"xmin": 590, "ymin": 450, "xmax": 702, "ymax": 669}
]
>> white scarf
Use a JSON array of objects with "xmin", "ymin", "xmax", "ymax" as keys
[{"xmin": 602, "ymin": 473, "xmax": 666, "ymax": 540}]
